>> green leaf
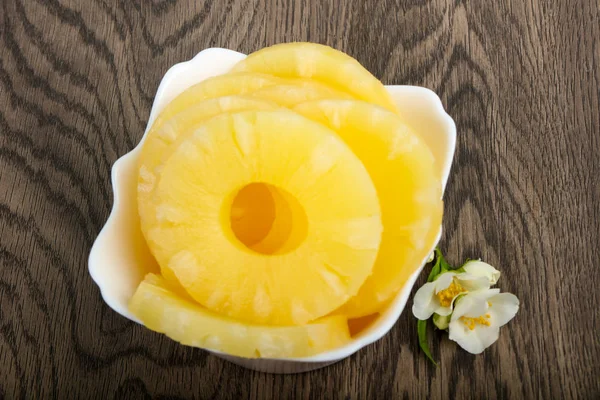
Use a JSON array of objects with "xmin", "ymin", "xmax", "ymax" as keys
[
  {"xmin": 427, "ymin": 261, "xmax": 442, "ymax": 282},
  {"xmin": 429, "ymin": 248, "xmax": 454, "ymax": 281},
  {"xmin": 431, "ymin": 247, "xmax": 462, "ymax": 279},
  {"xmin": 418, "ymin": 319, "xmax": 437, "ymax": 366},
  {"xmin": 426, "ymin": 248, "xmax": 443, "ymax": 282},
  {"xmin": 438, "ymin": 247, "xmax": 456, "ymax": 270}
]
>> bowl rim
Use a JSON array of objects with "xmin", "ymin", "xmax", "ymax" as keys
[{"xmin": 88, "ymin": 47, "xmax": 456, "ymax": 363}]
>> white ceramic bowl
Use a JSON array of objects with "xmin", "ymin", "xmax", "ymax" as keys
[{"xmin": 88, "ymin": 48, "xmax": 456, "ymax": 374}]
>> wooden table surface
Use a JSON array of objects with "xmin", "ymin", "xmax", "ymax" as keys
[{"xmin": 1, "ymin": 0, "xmax": 599, "ymax": 398}]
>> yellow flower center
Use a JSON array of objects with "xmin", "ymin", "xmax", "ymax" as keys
[
  {"xmin": 460, "ymin": 314, "xmax": 491, "ymax": 330},
  {"xmin": 436, "ymin": 279, "xmax": 465, "ymax": 307}
]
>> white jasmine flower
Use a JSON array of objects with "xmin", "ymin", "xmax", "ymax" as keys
[
  {"xmin": 448, "ymin": 289, "xmax": 519, "ymax": 354},
  {"xmin": 412, "ymin": 272, "xmax": 490, "ymax": 320}
]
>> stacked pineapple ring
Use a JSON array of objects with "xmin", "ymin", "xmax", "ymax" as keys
[{"xmin": 131, "ymin": 43, "xmax": 443, "ymax": 358}]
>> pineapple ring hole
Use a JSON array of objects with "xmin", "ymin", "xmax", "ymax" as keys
[{"xmin": 229, "ymin": 182, "xmax": 308, "ymax": 255}]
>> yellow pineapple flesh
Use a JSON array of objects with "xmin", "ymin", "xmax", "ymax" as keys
[
  {"xmin": 129, "ymin": 274, "xmax": 351, "ymax": 358},
  {"xmin": 150, "ymin": 73, "xmax": 283, "ymax": 128},
  {"xmin": 132, "ymin": 44, "xmax": 446, "ymax": 357},
  {"xmin": 249, "ymin": 79, "xmax": 352, "ymax": 107},
  {"xmin": 293, "ymin": 100, "xmax": 443, "ymax": 318},
  {"xmin": 231, "ymin": 43, "xmax": 397, "ymax": 112},
  {"xmin": 138, "ymin": 95, "xmax": 279, "ymax": 235},
  {"xmin": 142, "ymin": 110, "xmax": 383, "ymax": 325}
]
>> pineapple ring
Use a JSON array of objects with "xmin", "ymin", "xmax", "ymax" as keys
[
  {"xmin": 138, "ymin": 73, "xmax": 285, "ymax": 217},
  {"xmin": 149, "ymin": 72, "xmax": 284, "ymax": 128},
  {"xmin": 248, "ymin": 81, "xmax": 352, "ymax": 107},
  {"xmin": 140, "ymin": 78, "xmax": 352, "ymax": 196},
  {"xmin": 138, "ymin": 95, "xmax": 280, "ymax": 234},
  {"xmin": 130, "ymin": 274, "xmax": 351, "ymax": 358},
  {"xmin": 139, "ymin": 81, "xmax": 352, "ymax": 243},
  {"xmin": 144, "ymin": 70, "xmax": 348, "ymax": 145},
  {"xmin": 231, "ymin": 42, "xmax": 397, "ymax": 112},
  {"xmin": 293, "ymin": 100, "xmax": 443, "ymax": 318},
  {"xmin": 143, "ymin": 110, "xmax": 383, "ymax": 325}
]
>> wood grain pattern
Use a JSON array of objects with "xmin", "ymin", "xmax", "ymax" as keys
[{"xmin": 0, "ymin": 0, "xmax": 598, "ymax": 398}]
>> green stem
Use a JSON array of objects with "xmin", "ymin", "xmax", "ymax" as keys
[{"xmin": 417, "ymin": 319, "xmax": 437, "ymax": 366}]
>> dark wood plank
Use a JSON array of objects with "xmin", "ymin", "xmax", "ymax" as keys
[{"xmin": 0, "ymin": 0, "xmax": 598, "ymax": 398}]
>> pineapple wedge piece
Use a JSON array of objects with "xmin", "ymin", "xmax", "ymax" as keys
[
  {"xmin": 143, "ymin": 110, "xmax": 382, "ymax": 325},
  {"xmin": 130, "ymin": 274, "xmax": 351, "ymax": 358},
  {"xmin": 231, "ymin": 43, "xmax": 397, "ymax": 112},
  {"xmin": 294, "ymin": 100, "xmax": 443, "ymax": 318}
]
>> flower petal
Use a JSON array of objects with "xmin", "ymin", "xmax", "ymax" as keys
[
  {"xmin": 412, "ymin": 282, "xmax": 439, "ymax": 320},
  {"xmin": 432, "ymin": 272, "xmax": 464, "ymax": 316},
  {"xmin": 456, "ymin": 273, "xmax": 491, "ymax": 291},
  {"xmin": 488, "ymin": 293, "xmax": 519, "ymax": 327},
  {"xmin": 448, "ymin": 320, "xmax": 500, "ymax": 354},
  {"xmin": 451, "ymin": 289, "xmax": 500, "ymax": 321},
  {"xmin": 463, "ymin": 260, "xmax": 501, "ymax": 285},
  {"xmin": 435, "ymin": 305, "xmax": 454, "ymax": 317},
  {"xmin": 434, "ymin": 272, "xmax": 456, "ymax": 293}
]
